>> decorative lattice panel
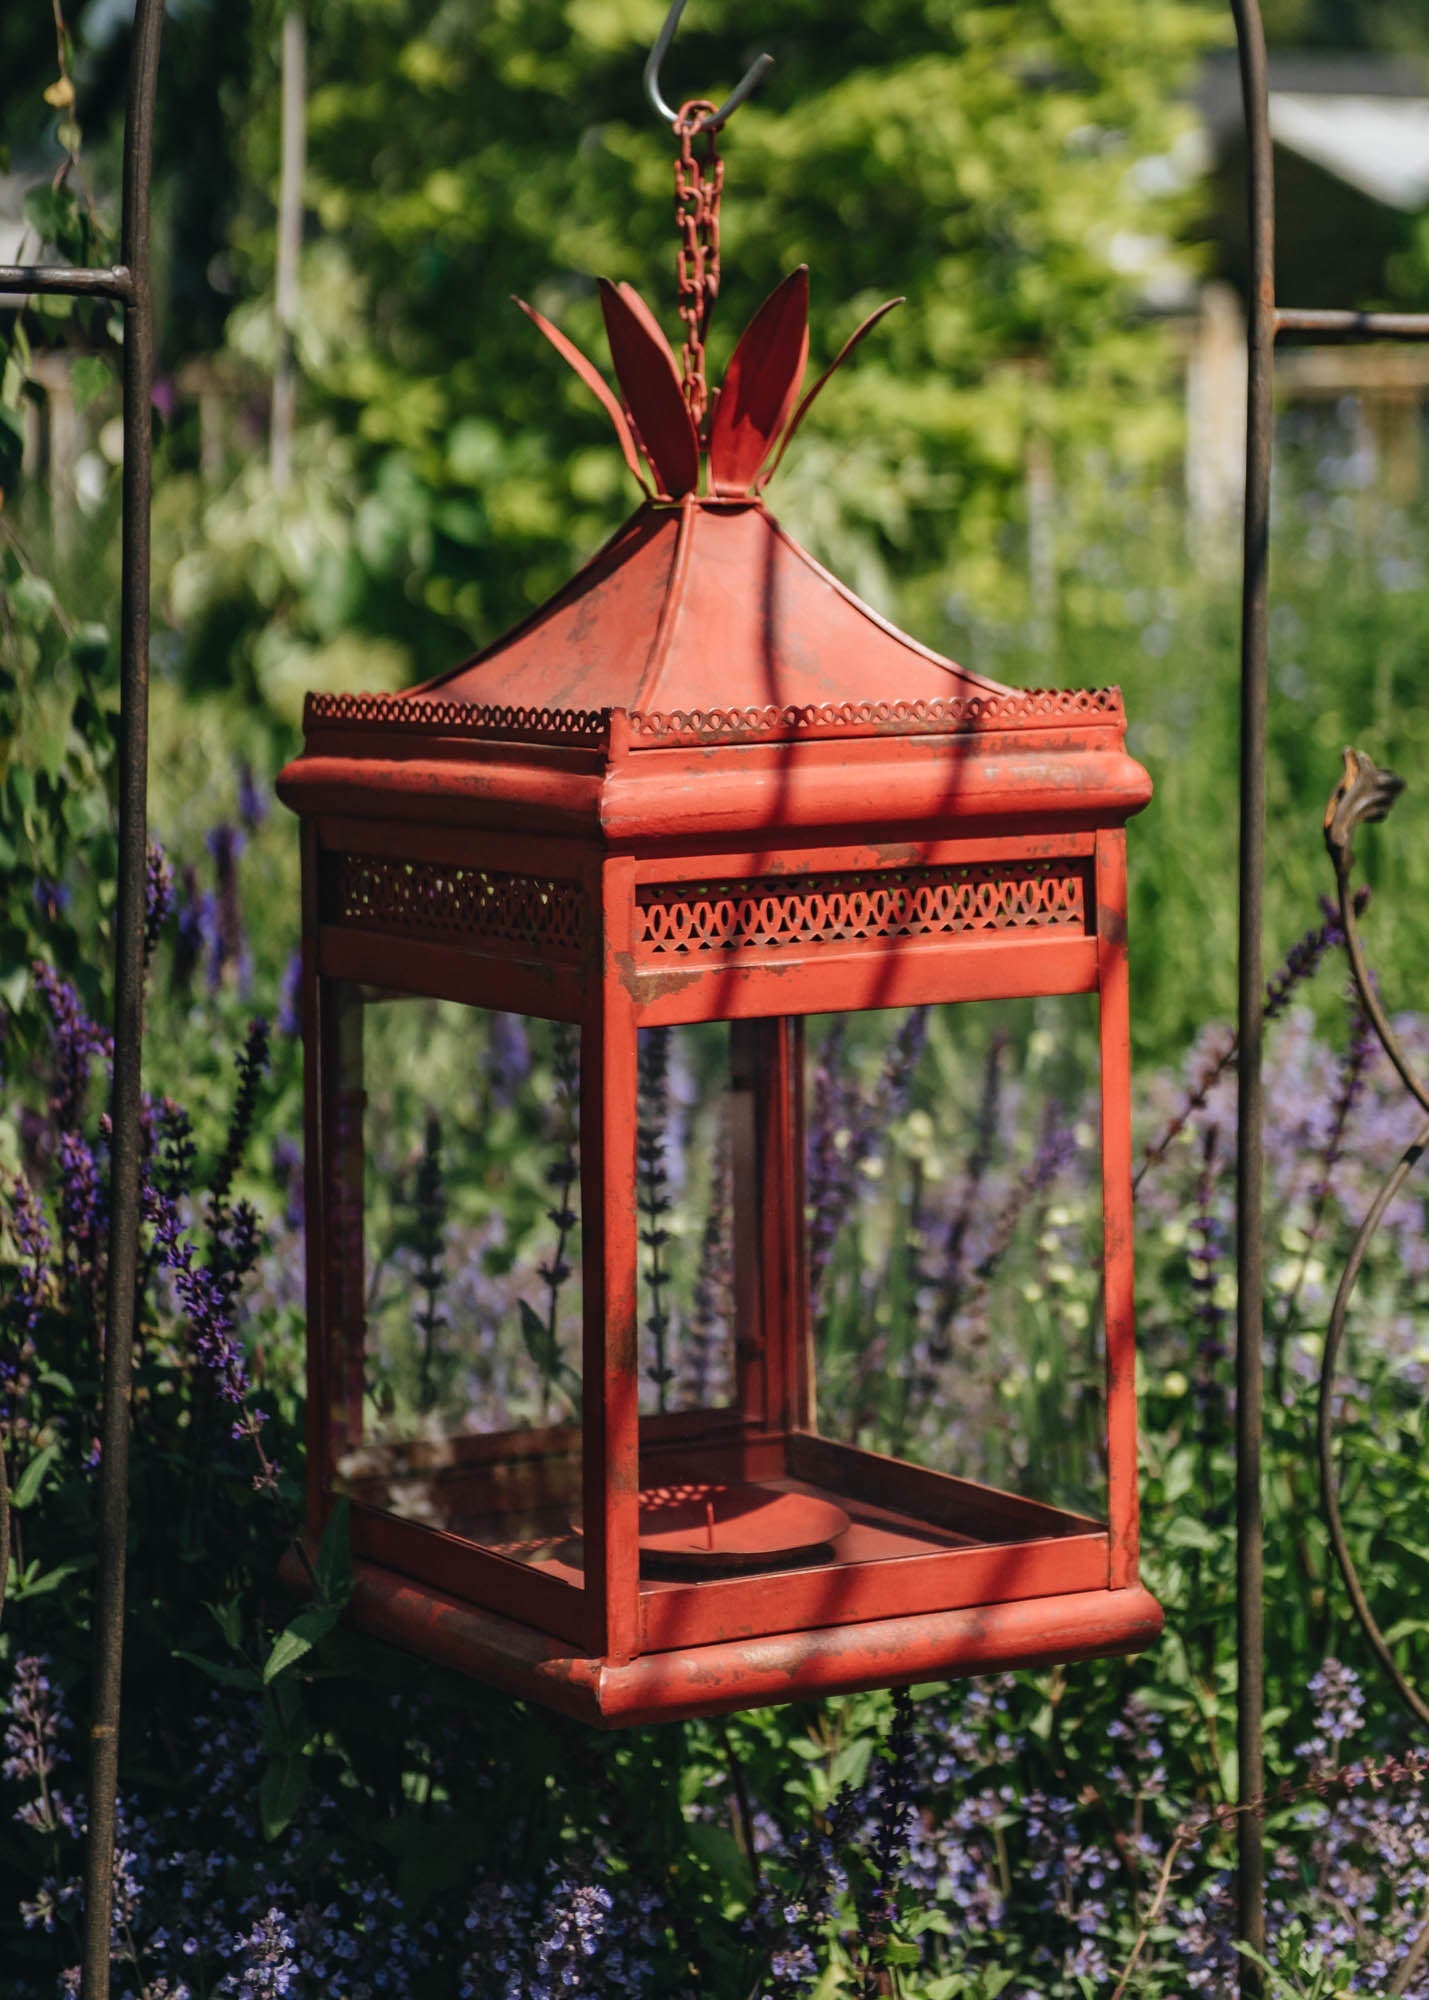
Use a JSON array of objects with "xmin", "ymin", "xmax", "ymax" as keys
[
  {"xmin": 305, "ymin": 693, "xmax": 610, "ymax": 748},
  {"xmin": 628, "ymin": 689, "xmax": 1123, "ymax": 746},
  {"xmin": 636, "ymin": 862, "xmax": 1089, "ymax": 957},
  {"xmin": 328, "ymin": 854, "xmax": 586, "ymax": 960}
]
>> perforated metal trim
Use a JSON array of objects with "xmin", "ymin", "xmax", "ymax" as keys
[
  {"xmin": 329, "ymin": 854, "xmax": 586, "ymax": 959},
  {"xmin": 628, "ymin": 690, "xmax": 1122, "ymax": 746},
  {"xmin": 636, "ymin": 861, "xmax": 1089, "ymax": 956},
  {"xmin": 302, "ymin": 689, "xmax": 1122, "ymax": 752},
  {"xmin": 305, "ymin": 693, "xmax": 610, "ymax": 748}
]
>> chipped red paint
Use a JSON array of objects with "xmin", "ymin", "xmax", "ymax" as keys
[{"xmin": 277, "ymin": 333, "xmax": 1160, "ymax": 1721}]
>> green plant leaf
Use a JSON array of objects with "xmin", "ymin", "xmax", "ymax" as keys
[
  {"xmin": 70, "ymin": 356, "xmax": 111, "ymax": 413},
  {"xmin": 11, "ymin": 1441, "xmax": 60, "ymax": 1510},
  {"xmin": 263, "ymin": 1605, "xmax": 341, "ymax": 1684},
  {"xmin": 259, "ymin": 1752, "xmax": 309, "ymax": 1841},
  {"xmin": 314, "ymin": 1496, "xmax": 353, "ymax": 1604},
  {"xmin": 11, "ymin": 1555, "xmax": 93, "ymax": 1599},
  {"xmin": 174, "ymin": 1650, "xmax": 262, "ymax": 1692}
]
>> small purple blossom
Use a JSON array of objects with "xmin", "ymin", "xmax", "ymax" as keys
[{"xmin": 31, "ymin": 877, "xmax": 72, "ymax": 925}]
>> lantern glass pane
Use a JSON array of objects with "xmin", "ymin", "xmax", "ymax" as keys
[
  {"xmin": 332, "ymin": 992, "xmax": 585, "ymax": 1587},
  {"xmin": 805, "ymin": 998, "xmax": 1106, "ymax": 1521},
  {"xmin": 635, "ymin": 1023, "xmax": 737, "ymax": 1421}
]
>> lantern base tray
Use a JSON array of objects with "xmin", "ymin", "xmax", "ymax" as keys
[
  {"xmin": 287, "ymin": 1547, "xmax": 1163, "ymax": 1727},
  {"xmin": 337, "ymin": 1428, "xmax": 1100, "ymax": 1591}
]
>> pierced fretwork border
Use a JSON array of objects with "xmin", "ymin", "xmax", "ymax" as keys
[
  {"xmin": 326, "ymin": 853, "xmax": 586, "ymax": 960},
  {"xmin": 635, "ymin": 861, "xmax": 1090, "ymax": 957}
]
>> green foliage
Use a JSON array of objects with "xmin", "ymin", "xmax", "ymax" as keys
[
  {"xmin": 160, "ymin": 0, "xmax": 1223, "ymax": 698},
  {"xmin": 0, "ymin": 529, "xmax": 117, "ymax": 1040}
]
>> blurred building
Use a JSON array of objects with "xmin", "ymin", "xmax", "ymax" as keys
[{"xmin": 1187, "ymin": 51, "xmax": 1429, "ymax": 532}]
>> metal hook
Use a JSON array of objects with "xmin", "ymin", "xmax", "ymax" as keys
[{"xmin": 643, "ymin": 0, "xmax": 773, "ymax": 133}]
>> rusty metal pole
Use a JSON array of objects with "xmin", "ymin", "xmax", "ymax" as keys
[
  {"xmin": 0, "ymin": 5, "xmax": 164, "ymax": 1990},
  {"xmin": 81, "ymin": 2, "xmax": 165, "ymax": 1991},
  {"xmin": 1229, "ymin": 1, "xmax": 1273, "ymax": 1988}
]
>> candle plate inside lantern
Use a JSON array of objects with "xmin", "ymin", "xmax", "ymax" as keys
[{"xmin": 584, "ymin": 1482, "xmax": 850, "ymax": 1576}]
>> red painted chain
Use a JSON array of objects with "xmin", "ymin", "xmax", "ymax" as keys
[{"xmin": 673, "ymin": 100, "xmax": 722, "ymax": 430}]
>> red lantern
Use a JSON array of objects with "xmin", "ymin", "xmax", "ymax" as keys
[{"xmin": 277, "ymin": 133, "xmax": 1160, "ymax": 1726}]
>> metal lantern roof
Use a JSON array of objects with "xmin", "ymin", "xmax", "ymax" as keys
[
  {"xmin": 278, "ymin": 492, "xmax": 1149, "ymax": 843},
  {"xmin": 281, "ymin": 199, "xmax": 1148, "ymax": 844}
]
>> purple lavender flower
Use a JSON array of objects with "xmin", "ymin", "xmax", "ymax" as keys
[
  {"xmin": 210, "ymin": 1019, "xmax": 272, "ymax": 1211},
  {"xmin": 232, "ymin": 1907, "xmax": 298, "ymax": 1998},
  {"xmin": 271, "ymin": 1135, "xmax": 303, "ymax": 1232},
  {"xmin": 146, "ymin": 839, "xmax": 177, "ymax": 961},
  {"xmin": 277, "ymin": 951, "xmax": 302, "ymax": 1039},
  {"xmin": 1298, "ymin": 1659, "xmax": 1365, "ymax": 1762},
  {"xmin": 3, "ymin": 1171, "xmax": 51, "ymax": 1347},
  {"xmin": 638, "ymin": 1026, "xmax": 675, "ymax": 1412},
  {"xmin": 486, "ymin": 1011, "xmax": 531, "ymax": 1109},
  {"xmin": 236, "ymin": 762, "xmax": 267, "ymax": 834},
  {"xmin": 683, "ymin": 1119, "xmax": 733, "ymax": 1408},
  {"xmin": 32, "ymin": 960, "xmax": 112, "ymax": 1132},
  {"xmin": 56, "ymin": 1129, "xmax": 104, "ymax": 1291},
  {"xmin": 3, "ymin": 1655, "xmax": 75, "ymax": 1837},
  {"xmin": 31, "ymin": 877, "xmax": 72, "ymax": 926},
  {"xmin": 805, "ymin": 1020, "xmax": 858, "ymax": 1311},
  {"xmin": 865, "ymin": 1688, "xmax": 918, "ymax": 1936},
  {"xmin": 172, "ymin": 862, "xmax": 216, "ymax": 998},
  {"xmin": 807, "ymin": 1011, "xmax": 930, "ymax": 1317},
  {"xmin": 206, "ymin": 823, "xmax": 250, "ymax": 994}
]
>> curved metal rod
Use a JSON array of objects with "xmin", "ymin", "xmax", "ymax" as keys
[
  {"xmin": 1318, "ymin": 753, "xmax": 1429, "ymax": 1727},
  {"xmin": 643, "ymin": 0, "xmax": 773, "ymax": 131},
  {"xmin": 1324, "ymin": 746, "xmax": 1420, "ymax": 1089},
  {"xmin": 1317, "ymin": 1117, "xmax": 1429, "ymax": 1731}
]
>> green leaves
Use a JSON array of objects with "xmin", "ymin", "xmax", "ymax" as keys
[
  {"xmin": 518, "ymin": 1298, "xmax": 580, "ymax": 1413},
  {"xmin": 9, "ymin": 1440, "xmax": 61, "ymax": 1511},
  {"xmin": 262, "ymin": 1604, "xmax": 342, "ymax": 1684}
]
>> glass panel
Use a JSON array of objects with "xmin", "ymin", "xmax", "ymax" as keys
[
  {"xmin": 806, "ymin": 997, "xmax": 1105, "ymax": 1521},
  {"xmin": 334, "ymin": 993, "xmax": 583, "ymax": 1583},
  {"xmin": 635, "ymin": 1023, "xmax": 737, "ymax": 1418}
]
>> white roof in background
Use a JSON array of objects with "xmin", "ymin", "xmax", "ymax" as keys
[{"xmin": 1269, "ymin": 91, "xmax": 1429, "ymax": 211}]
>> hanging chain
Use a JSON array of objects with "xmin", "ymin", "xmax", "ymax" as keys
[{"xmin": 673, "ymin": 101, "xmax": 722, "ymax": 430}]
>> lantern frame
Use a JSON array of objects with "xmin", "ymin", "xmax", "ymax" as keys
[{"xmin": 278, "ymin": 496, "xmax": 1162, "ymax": 1726}]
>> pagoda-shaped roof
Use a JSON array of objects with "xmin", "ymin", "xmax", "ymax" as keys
[
  {"xmin": 281, "ymin": 494, "xmax": 1145, "ymax": 842},
  {"xmin": 410, "ymin": 497, "xmax": 997, "ymax": 725},
  {"xmin": 296, "ymin": 496, "xmax": 1130, "ymax": 759}
]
